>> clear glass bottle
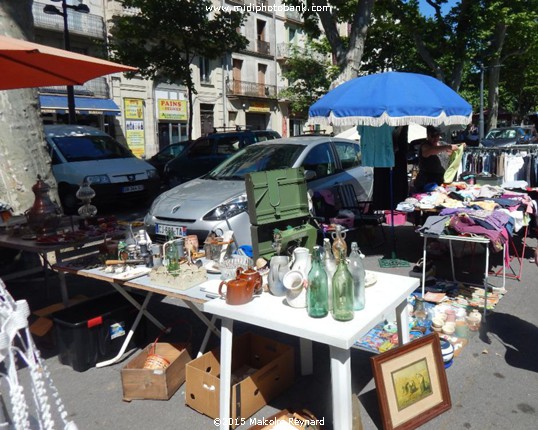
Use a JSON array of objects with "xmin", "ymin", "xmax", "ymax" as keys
[
  {"xmin": 348, "ymin": 242, "xmax": 366, "ymax": 311},
  {"xmin": 307, "ymin": 246, "xmax": 329, "ymax": 318},
  {"xmin": 331, "ymin": 249, "xmax": 354, "ymax": 321},
  {"xmin": 323, "ymin": 238, "xmax": 336, "ymax": 311},
  {"xmin": 166, "ymin": 230, "xmax": 180, "ymax": 273}
]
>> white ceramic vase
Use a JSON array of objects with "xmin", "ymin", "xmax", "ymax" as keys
[
  {"xmin": 267, "ymin": 255, "xmax": 289, "ymax": 297},
  {"xmin": 283, "ymin": 270, "xmax": 307, "ymax": 308}
]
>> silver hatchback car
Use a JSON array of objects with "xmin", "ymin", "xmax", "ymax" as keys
[{"xmin": 144, "ymin": 136, "xmax": 374, "ymax": 246}]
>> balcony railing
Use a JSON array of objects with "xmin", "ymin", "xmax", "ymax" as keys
[
  {"xmin": 33, "ymin": 1, "xmax": 106, "ymax": 39},
  {"xmin": 257, "ymin": 39, "xmax": 271, "ymax": 56},
  {"xmin": 227, "ymin": 79, "xmax": 277, "ymax": 98},
  {"xmin": 40, "ymin": 77, "xmax": 110, "ymax": 98}
]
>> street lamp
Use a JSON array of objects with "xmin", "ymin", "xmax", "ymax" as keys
[
  {"xmin": 479, "ymin": 63, "xmax": 485, "ymax": 142},
  {"xmin": 43, "ymin": 0, "xmax": 90, "ymax": 125}
]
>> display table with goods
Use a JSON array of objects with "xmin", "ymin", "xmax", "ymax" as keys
[
  {"xmin": 204, "ymin": 270, "xmax": 419, "ymax": 430},
  {"xmin": 0, "ymin": 214, "xmax": 127, "ymax": 305}
]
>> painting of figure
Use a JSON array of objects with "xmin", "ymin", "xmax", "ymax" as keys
[{"xmin": 391, "ymin": 358, "xmax": 433, "ymax": 411}]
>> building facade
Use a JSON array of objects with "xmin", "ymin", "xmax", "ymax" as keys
[{"xmin": 33, "ymin": 0, "xmax": 310, "ymax": 159}]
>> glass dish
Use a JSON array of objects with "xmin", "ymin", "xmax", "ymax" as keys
[{"xmin": 220, "ymin": 255, "xmax": 253, "ymax": 280}]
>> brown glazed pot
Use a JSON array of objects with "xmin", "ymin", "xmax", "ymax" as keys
[
  {"xmin": 236, "ymin": 266, "xmax": 262, "ymax": 295},
  {"xmin": 218, "ymin": 278, "xmax": 253, "ymax": 305}
]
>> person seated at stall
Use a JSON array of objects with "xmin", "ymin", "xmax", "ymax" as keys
[{"xmin": 414, "ymin": 125, "xmax": 463, "ymax": 192}]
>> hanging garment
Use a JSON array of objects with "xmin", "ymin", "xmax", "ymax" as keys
[
  {"xmin": 444, "ymin": 145, "xmax": 465, "ymax": 183},
  {"xmin": 357, "ymin": 124, "xmax": 395, "ymax": 168}
]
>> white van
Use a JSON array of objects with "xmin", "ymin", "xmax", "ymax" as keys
[{"xmin": 44, "ymin": 125, "xmax": 160, "ymax": 213}]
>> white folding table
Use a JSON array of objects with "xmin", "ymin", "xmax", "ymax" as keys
[
  {"xmin": 203, "ymin": 271, "xmax": 419, "ymax": 430},
  {"xmin": 419, "ymin": 233, "xmax": 506, "ymax": 321}
]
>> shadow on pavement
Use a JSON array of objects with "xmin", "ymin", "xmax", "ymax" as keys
[{"xmin": 481, "ymin": 311, "xmax": 538, "ymax": 374}]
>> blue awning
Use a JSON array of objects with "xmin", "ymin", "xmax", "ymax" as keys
[{"xmin": 39, "ymin": 95, "xmax": 121, "ymax": 116}]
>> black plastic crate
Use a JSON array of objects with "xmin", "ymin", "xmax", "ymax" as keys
[{"xmin": 51, "ymin": 292, "xmax": 146, "ymax": 372}]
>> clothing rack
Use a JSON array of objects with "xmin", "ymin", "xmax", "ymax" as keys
[{"xmin": 465, "ymin": 144, "xmax": 538, "ymax": 153}]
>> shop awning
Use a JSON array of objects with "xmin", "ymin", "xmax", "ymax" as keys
[{"xmin": 39, "ymin": 95, "xmax": 122, "ymax": 116}]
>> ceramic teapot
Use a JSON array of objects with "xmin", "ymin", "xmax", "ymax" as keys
[
  {"xmin": 236, "ymin": 267, "xmax": 263, "ymax": 295},
  {"xmin": 267, "ymin": 255, "xmax": 289, "ymax": 296},
  {"xmin": 218, "ymin": 278, "xmax": 253, "ymax": 305}
]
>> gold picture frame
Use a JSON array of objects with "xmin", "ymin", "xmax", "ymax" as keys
[{"xmin": 370, "ymin": 333, "xmax": 451, "ymax": 430}]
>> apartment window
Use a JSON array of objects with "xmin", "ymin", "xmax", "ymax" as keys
[{"xmin": 199, "ymin": 57, "xmax": 211, "ymax": 84}]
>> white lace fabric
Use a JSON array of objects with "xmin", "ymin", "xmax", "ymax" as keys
[{"xmin": 0, "ymin": 278, "xmax": 77, "ymax": 430}]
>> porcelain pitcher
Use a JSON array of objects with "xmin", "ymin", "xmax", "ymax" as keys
[
  {"xmin": 267, "ymin": 255, "xmax": 289, "ymax": 297},
  {"xmin": 283, "ymin": 247, "xmax": 311, "ymax": 308}
]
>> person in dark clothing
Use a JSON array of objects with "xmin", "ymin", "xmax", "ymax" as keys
[{"xmin": 414, "ymin": 125, "xmax": 462, "ymax": 192}]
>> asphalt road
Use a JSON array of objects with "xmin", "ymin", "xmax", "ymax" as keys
[{"xmin": 2, "ymin": 219, "xmax": 538, "ymax": 430}]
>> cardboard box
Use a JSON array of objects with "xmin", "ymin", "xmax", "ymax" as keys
[
  {"xmin": 248, "ymin": 409, "xmax": 322, "ymax": 430},
  {"xmin": 185, "ymin": 333, "xmax": 295, "ymax": 427},
  {"xmin": 121, "ymin": 342, "xmax": 192, "ymax": 401}
]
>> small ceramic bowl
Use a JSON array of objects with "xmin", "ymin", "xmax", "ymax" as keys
[
  {"xmin": 432, "ymin": 317, "xmax": 444, "ymax": 328},
  {"xmin": 442, "ymin": 324, "xmax": 456, "ymax": 335}
]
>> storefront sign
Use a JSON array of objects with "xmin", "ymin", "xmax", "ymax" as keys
[
  {"xmin": 248, "ymin": 102, "xmax": 270, "ymax": 113},
  {"xmin": 158, "ymin": 99, "xmax": 187, "ymax": 121},
  {"xmin": 124, "ymin": 98, "xmax": 145, "ymax": 157},
  {"xmin": 124, "ymin": 98, "xmax": 144, "ymax": 120},
  {"xmin": 125, "ymin": 121, "xmax": 145, "ymax": 158}
]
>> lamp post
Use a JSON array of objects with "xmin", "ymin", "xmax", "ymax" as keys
[
  {"xmin": 43, "ymin": 0, "xmax": 90, "ymax": 125},
  {"xmin": 479, "ymin": 63, "xmax": 485, "ymax": 142}
]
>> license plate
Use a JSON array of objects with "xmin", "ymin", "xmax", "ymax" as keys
[
  {"xmin": 155, "ymin": 223, "xmax": 186, "ymax": 237},
  {"xmin": 121, "ymin": 184, "xmax": 144, "ymax": 193}
]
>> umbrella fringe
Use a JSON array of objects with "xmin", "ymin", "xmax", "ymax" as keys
[{"xmin": 309, "ymin": 112, "xmax": 472, "ymax": 127}]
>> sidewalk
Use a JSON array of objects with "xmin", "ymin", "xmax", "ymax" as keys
[{"xmin": 2, "ymin": 221, "xmax": 538, "ymax": 430}]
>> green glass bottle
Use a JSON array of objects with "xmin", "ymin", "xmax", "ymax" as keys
[
  {"xmin": 307, "ymin": 246, "xmax": 329, "ymax": 318},
  {"xmin": 331, "ymin": 249, "xmax": 354, "ymax": 321},
  {"xmin": 166, "ymin": 231, "xmax": 180, "ymax": 273}
]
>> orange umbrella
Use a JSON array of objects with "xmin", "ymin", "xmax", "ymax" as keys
[{"xmin": 0, "ymin": 35, "xmax": 137, "ymax": 90}]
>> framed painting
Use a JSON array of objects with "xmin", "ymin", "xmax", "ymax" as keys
[{"xmin": 370, "ymin": 333, "xmax": 451, "ymax": 430}]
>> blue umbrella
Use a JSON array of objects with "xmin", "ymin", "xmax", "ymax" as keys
[
  {"xmin": 309, "ymin": 71, "xmax": 472, "ymax": 266},
  {"xmin": 309, "ymin": 71, "xmax": 472, "ymax": 126}
]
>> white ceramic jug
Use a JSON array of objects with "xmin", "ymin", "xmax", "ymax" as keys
[
  {"xmin": 283, "ymin": 270, "xmax": 307, "ymax": 308},
  {"xmin": 267, "ymin": 255, "xmax": 289, "ymax": 297},
  {"xmin": 289, "ymin": 247, "xmax": 311, "ymax": 275},
  {"xmin": 283, "ymin": 247, "xmax": 311, "ymax": 308}
]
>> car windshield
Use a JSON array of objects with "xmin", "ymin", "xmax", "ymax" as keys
[
  {"xmin": 205, "ymin": 143, "xmax": 304, "ymax": 180},
  {"xmin": 486, "ymin": 128, "xmax": 517, "ymax": 140},
  {"xmin": 52, "ymin": 135, "xmax": 134, "ymax": 162}
]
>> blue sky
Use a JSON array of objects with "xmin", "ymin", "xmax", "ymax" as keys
[{"xmin": 419, "ymin": 0, "xmax": 458, "ymax": 16}]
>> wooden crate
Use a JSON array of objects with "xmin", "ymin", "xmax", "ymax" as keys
[{"xmin": 121, "ymin": 342, "xmax": 191, "ymax": 401}]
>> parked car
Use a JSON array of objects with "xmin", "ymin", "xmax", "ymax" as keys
[
  {"xmin": 163, "ymin": 128, "xmax": 281, "ymax": 186},
  {"xmin": 481, "ymin": 126, "xmax": 532, "ymax": 148},
  {"xmin": 44, "ymin": 125, "xmax": 160, "ymax": 213},
  {"xmin": 146, "ymin": 141, "xmax": 191, "ymax": 180},
  {"xmin": 144, "ymin": 136, "xmax": 374, "ymax": 246}
]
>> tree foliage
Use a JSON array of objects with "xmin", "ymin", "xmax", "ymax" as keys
[
  {"xmin": 279, "ymin": 40, "xmax": 338, "ymax": 116},
  {"xmin": 108, "ymin": 0, "xmax": 249, "ymax": 139},
  {"xmin": 284, "ymin": 0, "xmax": 376, "ymax": 85}
]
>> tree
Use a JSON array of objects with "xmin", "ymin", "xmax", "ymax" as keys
[
  {"xmin": 279, "ymin": 39, "xmax": 338, "ymax": 116},
  {"xmin": 108, "ymin": 0, "xmax": 249, "ymax": 140},
  {"xmin": 284, "ymin": 0, "xmax": 376, "ymax": 86},
  {"xmin": 368, "ymin": 0, "xmax": 538, "ymax": 130},
  {"xmin": 0, "ymin": 0, "xmax": 57, "ymax": 215}
]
